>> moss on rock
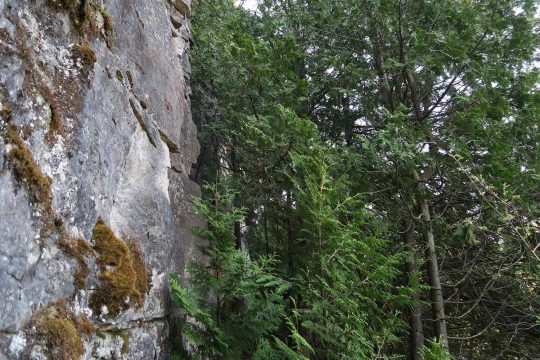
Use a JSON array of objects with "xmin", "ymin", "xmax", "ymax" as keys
[
  {"xmin": 99, "ymin": 328, "xmax": 130, "ymax": 354},
  {"xmin": 59, "ymin": 230, "xmax": 94, "ymax": 289},
  {"xmin": 128, "ymin": 239, "xmax": 151, "ymax": 305},
  {"xmin": 5, "ymin": 125, "xmax": 54, "ymax": 238},
  {"xmin": 0, "ymin": 89, "xmax": 12, "ymax": 121},
  {"xmin": 90, "ymin": 218, "xmax": 149, "ymax": 315},
  {"xmin": 30, "ymin": 300, "xmax": 94, "ymax": 360},
  {"xmin": 14, "ymin": 28, "xmax": 66, "ymax": 143},
  {"xmin": 72, "ymin": 40, "xmax": 97, "ymax": 67},
  {"xmin": 47, "ymin": 0, "xmax": 115, "ymax": 47}
]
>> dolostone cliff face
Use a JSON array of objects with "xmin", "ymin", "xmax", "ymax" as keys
[{"xmin": 0, "ymin": 0, "xmax": 202, "ymax": 358}]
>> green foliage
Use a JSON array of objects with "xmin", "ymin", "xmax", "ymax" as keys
[
  {"xmin": 285, "ymin": 146, "xmax": 408, "ymax": 358},
  {"xmin": 170, "ymin": 184, "xmax": 303, "ymax": 359},
  {"xmin": 422, "ymin": 340, "xmax": 453, "ymax": 360},
  {"xmin": 176, "ymin": 0, "xmax": 540, "ymax": 358}
]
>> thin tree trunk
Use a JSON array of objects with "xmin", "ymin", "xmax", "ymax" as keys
[
  {"xmin": 422, "ymin": 201, "xmax": 448, "ymax": 349},
  {"xmin": 413, "ymin": 170, "xmax": 449, "ymax": 350},
  {"xmin": 263, "ymin": 211, "xmax": 270, "ymax": 255},
  {"xmin": 286, "ymin": 191, "xmax": 294, "ymax": 276},
  {"xmin": 231, "ymin": 148, "xmax": 242, "ymax": 250},
  {"xmin": 404, "ymin": 220, "xmax": 424, "ymax": 359},
  {"xmin": 234, "ymin": 221, "xmax": 242, "ymax": 250}
]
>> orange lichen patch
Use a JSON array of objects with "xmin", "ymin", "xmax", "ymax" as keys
[
  {"xmin": 59, "ymin": 231, "xmax": 94, "ymax": 289},
  {"xmin": 90, "ymin": 218, "xmax": 149, "ymax": 315},
  {"xmin": 30, "ymin": 300, "xmax": 94, "ymax": 360},
  {"xmin": 5, "ymin": 125, "xmax": 54, "ymax": 238}
]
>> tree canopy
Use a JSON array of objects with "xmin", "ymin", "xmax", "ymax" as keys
[{"xmin": 171, "ymin": 0, "xmax": 540, "ymax": 359}]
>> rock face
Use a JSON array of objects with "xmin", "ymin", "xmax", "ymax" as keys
[{"xmin": 0, "ymin": 0, "xmax": 200, "ymax": 358}]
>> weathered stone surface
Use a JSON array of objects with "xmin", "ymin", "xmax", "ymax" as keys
[{"xmin": 0, "ymin": 0, "xmax": 201, "ymax": 358}]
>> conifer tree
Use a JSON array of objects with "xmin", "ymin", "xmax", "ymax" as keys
[{"xmin": 173, "ymin": 0, "xmax": 540, "ymax": 358}]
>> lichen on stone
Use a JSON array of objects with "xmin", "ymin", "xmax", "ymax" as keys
[
  {"xmin": 99, "ymin": 328, "xmax": 129, "ymax": 354},
  {"xmin": 5, "ymin": 125, "xmax": 54, "ymax": 238},
  {"xmin": 90, "ymin": 218, "xmax": 150, "ymax": 315},
  {"xmin": 14, "ymin": 26, "xmax": 66, "ymax": 143},
  {"xmin": 29, "ymin": 300, "xmax": 94, "ymax": 360}
]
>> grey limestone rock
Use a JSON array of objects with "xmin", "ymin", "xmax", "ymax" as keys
[{"xmin": 0, "ymin": 0, "xmax": 201, "ymax": 358}]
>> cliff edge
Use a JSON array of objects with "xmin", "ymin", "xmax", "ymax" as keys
[{"xmin": 0, "ymin": 0, "xmax": 200, "ymax": 358}]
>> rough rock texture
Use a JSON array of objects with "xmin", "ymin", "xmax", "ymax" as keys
[{"xmin": 0, "ymin": 0, "xmax": 200, "ymax": 358}]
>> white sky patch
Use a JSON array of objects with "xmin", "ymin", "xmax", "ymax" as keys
[{"xmin": 236, "ymin": 0, "xmax": 258, "ymax": 11}]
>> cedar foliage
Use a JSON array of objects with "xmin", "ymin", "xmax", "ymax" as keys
[
  {"xmin": 171, "ymin": 0, "xmax": 540, "ymax": 359},
  {"xmin": 169, "ymin": 186, "xmax": 307, "ymax": 359}
]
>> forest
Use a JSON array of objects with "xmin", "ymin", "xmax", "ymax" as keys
[{"xmin": 169, "ymin": 0, "xmax": 540, "ymax": 359}]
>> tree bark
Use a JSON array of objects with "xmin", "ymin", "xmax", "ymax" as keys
[
  {"xmin": 404, "ymin": 220, "xmax": 424, "ymax": 360},
  {"xmin": 422, "ymin": 201, "xmax": 448, "ymax": 349},
  {"xmin": 413, "ymin": 170, "xmax": 449, "ymax": 350},
  {"xmin": 231, "ymin": 148, "xmax": 242, "ymax": 250}
]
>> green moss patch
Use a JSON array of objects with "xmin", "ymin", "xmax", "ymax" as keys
[
  {"xmin": 97, "ymin": 5, "xmax": 115, "ymax": 48},
  {"xmin": 59, "ymin": 230, "xmax": 94, "ymax": 290},
  {"xmin": 5, "ymin": 125, "xmax": 54, "ymax": 238},
  {"xmin": 128, "ymin": 239, "xmax": 151, "ymax": 300},
  {"xmin": 0, "ymin": 89, "xmax": 12, "ymax": 121},
  {"xmin": 39, "ymin": 83, "xmax": 66, "ymax": 143},
  {"xmin": 30, "ymin": 300, "xmax": 94, "ymax": 360},
  {"xmin": 170, "ymin": 0, "xmax": 190, "ymax": 16},
  {"xmin": 90, "ymin": 218, "xmax": 150, "ymax": 315}
]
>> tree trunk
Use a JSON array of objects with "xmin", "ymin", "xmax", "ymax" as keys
[
  {"xmin": 231, "ymin": 148, "xmax": 242, "ymax": 250},
  {"xmin": 413, "ymin": 170, "xmax": 449, "ymax": 350},
  {"xmin": 420, "ymin": 199, "xmax": 449, "ymax": 350},
  {"xmin": 404, "ymin": 220, "xmax": 424, "ymax": 359},
  {"xmin": 286, "ymin": 191, "xmax": 294, "ymax": 276}
]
